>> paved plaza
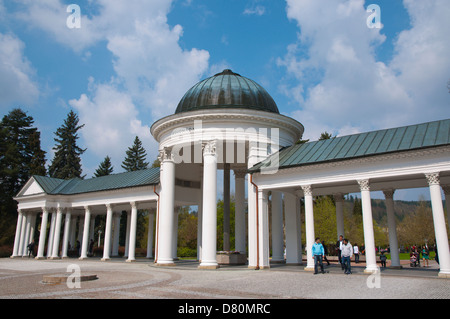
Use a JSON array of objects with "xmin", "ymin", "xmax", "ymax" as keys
[{"xmin": 0, "ymin": 257, "xmax": 448, "ymax": 300}]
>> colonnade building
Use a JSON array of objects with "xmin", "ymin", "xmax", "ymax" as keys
[{"xmin": 12, "ymin": 70, "xmax": 450, "ymax": 278}]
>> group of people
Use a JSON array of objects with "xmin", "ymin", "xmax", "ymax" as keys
[
  {"xmin": 312, "ymin": 235, "xmax": 363, "ymax": 275},
  {"xmin": 409, "ymin": 244, "xmax": 432, "ymax": 267}
]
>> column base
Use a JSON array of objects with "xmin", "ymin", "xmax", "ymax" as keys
[
  {"xmin": 363, "ymin": 267, "xmax": 380, "ymax": 274},
  {"xmin": 101, "ymin": 258, "xmax": 110, "ymax": 262},
  {"xmin": 155, "ymin": 262, "xmax": 176, "ymax": 267},
  {"xmin": 10, "ymin": 255, "xmax": 22, "ymax": 259},
  {"xmin": 78, "ymin": 257, "xmax": 89, "ymax": 260},
  {"xmin": 35, "ymin": 256, "xmax": 46, "ymax": 260},
  {"xmin": 48, "ymin": 256, "xmax": 61, "ymax": 260},
  {"xmin": 438, "ymin": 271, "xmax": 450, "ymax": 278},
  {"xmin": 304, "ymin": 266, "xmax": 315, "ymax": 272},
  {"xmin": 126, "ymin": 259, "xmax": 136, "ymax": 263},
  {"xmin": 198, "ymin": 264, "xmax": 219, "ymax": 270}
]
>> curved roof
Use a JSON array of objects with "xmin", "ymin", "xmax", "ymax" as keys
[{"xmin": 175, "ymin": 69, "xmax": 279, "ymax": 114}]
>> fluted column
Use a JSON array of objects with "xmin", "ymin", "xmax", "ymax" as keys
[
  {"xmin": 21, "ymin": 212, "xmax": 32, "ymax": 257},
  {"xmin": 199, "ymin": 141, "xmax": 219, "ymax": 269},
  {"xmin": 62, "ymin": 209, "xmax": 72, "ymax": 258},
  {"xmin": 234, "ymin": 169, "xmax": 246, "ymax": 254},
  {"xmin": 223, "ymin": 163, "xmax": 231, "ymax": 251},
  {"xmin": 334, "ymin": 193, "xmax": 345, "ymax": 240},
  {"xmin": 50, "ymin": 207, "xmax": 63, "ymax": 259},
  {"xmin": 19, "ymin": 212, "xmax": 29, "ymax": 257},
  {"xmin": 271, "ymin": 190, "xmax": 284, "ymax": 262},
  {"xmin": 102, "ymin": 203, "xmax": 114, "ymax": 261},
  {"xmin": 425, "ymin": 173, "xmax": 450, "ymax": 277},
  {"xmin": 124, "ymin": 211, "xmax": 131, "ymax": 258},
  {"xmin": 47, "ymin": 211, "xmax": 56, "ymax": 258},
  {"xmin": 358, "ymin": 179, "xmax": 378, "ymax": 273},
  {"xmin": 258, "ymin": 189, "xmax": 270, "ymax": 269},
  {"xmin": 172, "ymin": 207, "xmax": 179, "ymax": 260},
  {"xmin": 11, "ymin": 210, "xmax": 24, "ymax": 258},
  {"xmin": 127, "ymin": 201, "xmax": 138, "ymax": 262},
  {"xmin": 36, "ymin": 207, "xmax": 49, "ymax": 259},
  {"xmin": 302, "ymin": 185, "xmax": 315, "ymax": 271},
  {"xmin": 156, "ymin": 147, "xmax": 176, "ymax": 266},
  {"xmin": 383, "ymin": 189, "xmax": 401, "ymax": 268},
  {"xmin": 79, "ymin": 206, "xmax": 91, "ymax": 260}
]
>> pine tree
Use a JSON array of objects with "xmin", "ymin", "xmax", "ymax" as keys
[
  {"xmin": 48, "ymin": 110, "xmax": 86, "ymax": 179},
  {"xmin": 121, "ymin": 136, "xmax": 149, "ymax": 172},
  {"xmin": 94, "ymin": 156, "xmax": 114, "ymax": 177},
  {"xmin": 0, "ymin": 108, "xmax": 46, "ymax": 244}
]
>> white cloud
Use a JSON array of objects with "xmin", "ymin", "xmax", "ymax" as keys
[
  {"xmin": 0, "ymin": 32, "xmax": 39, "ymax": 108},
  {"xmin": 279, "ymin": 0, "xmax": 450, "ymax": 141},
  {"xmin": 243, "ymin": 5, "xmax": 266, "ymax": 16}
]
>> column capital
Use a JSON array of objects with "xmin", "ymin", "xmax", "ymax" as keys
[
  {"xmin": 202, "ymin": 140, "xmax": 217, "ymax": 156},
  {"xmin": 333, "ymin": 193, "xmax": 344, "ymax": 202},
  {"xmin": 383, "ymin": 189, "xmax": 395, "ymax": 199},
  {"xmin": 105, "ymin": 203, "xmax": 115, "ymax": 211},
  {"xmin": 301, "ymin": 185, "xmax": 312, "ymax": 196},
  {"xmin": 130, "ymin": 201, "xmax": 137, "ymax": 210},
  {"xmin": 159, "ymin": 147, "xmax": 174, "ymax": 163},
  {"xmin": 357, "ymin": 179, "xmax": 370, "ymax": 191},
  {"xmin": 425, "ymin": 172, "xmax": 440, "ymax": 186},
  {"xmin": 233, "ymin": 169, "xmax": 247, "ymax": 179}
]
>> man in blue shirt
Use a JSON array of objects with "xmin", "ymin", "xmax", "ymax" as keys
[{"xmin": 312, "ymin": 237, "xmax": 326, "ymax": 274}]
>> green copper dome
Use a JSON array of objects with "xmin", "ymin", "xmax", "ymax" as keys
[{"xmin": 175, "ymin": 69, "xmax": 280, "ymax": 114}]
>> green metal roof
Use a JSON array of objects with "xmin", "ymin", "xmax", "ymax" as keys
[
  {"xmin": 30, "ymin": 167, "xmax": 160, "ymax": 196},
  {"xmin": 249, "ymin": 119, "xmax": 450, "ymax": 172},
  {"xmin": 175, "ymin": 69, "xmax": 280, "ymax": 114}
]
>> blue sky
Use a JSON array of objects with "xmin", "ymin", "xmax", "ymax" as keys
[{"xmin": 0, "ymin": 0, "xmax": 449, "ymax": 200}]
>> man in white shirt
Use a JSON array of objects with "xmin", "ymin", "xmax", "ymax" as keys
[{"xmin": 341, "ymin": 239, "xmax": 353, "ymax": 274}]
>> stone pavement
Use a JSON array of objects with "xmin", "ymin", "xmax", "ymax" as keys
[{"xmin": 0, "ymin": 257, "xmax": 448, "ymax": 300}]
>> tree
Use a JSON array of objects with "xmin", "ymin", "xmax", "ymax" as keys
[
  {"xmin": 121, "ymin": 136, "xmax": 149, "ymax": 172},
  {"xmin": 0, "ymin": 108, "xmax": 46, "ymax": 244},
  {"xmin": 94, "ymin": 156, "xmax": 114, "ymax": 177},
  {"xmin": 48, "ymin": 110, "xmax": 86, "ymax": 179},
  {"xmin": 319, "ymin": 132, "xmax": 333, "ymax": 140}
]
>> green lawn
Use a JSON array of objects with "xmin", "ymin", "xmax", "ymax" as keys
[{"xmin": 384, "ymin": 252, "xmax": 436, "ymax": 260}]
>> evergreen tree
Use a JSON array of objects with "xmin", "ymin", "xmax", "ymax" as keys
[
  {"xmin": 94, "ymin": 156, "xmax": 114, "ymax": 177},
  {"xmin": 0, "ymin": 108, "xmax": 46, "ymax": 244},
  {"xmin": 121, "ymin": 136, "xmax": 149, "ymax": 172},
  {"xmin": 319, "ymin": 132, "xmax": 333, "ymax": 140},
  {"xmin": 48, "ymin": 110, "xmax": 86, "ymax": 179}
]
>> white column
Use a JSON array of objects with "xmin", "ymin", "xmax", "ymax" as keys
[
  {"xmin": 124, "ymin": 211, "xmax": 131, "ymax": 258},
  {"xmin": 197, "ymin": 167, "xmax": 203, "ymax": 261},
  {"xmin": 112, "ymin": 212, "xmax": 121, "ymax": 257},
  {"xmin": 46, "ymin": 212, "xmax": 56, "ymax": 258},
  {"xmin": 127, "ymin": 202, "xmax": 138, "ymax": 262},
  {"xmin": 22, "ymin": 212, "xmax": 32, "ymax": 257},
  {"xmin": 425, "ymin": 173, "xmax": 450, "ymax": 277},
  {"xmin": 258, "ymin": 189, "xmax": 270, "ymax": 269},
  {"xmin": 383, "ymin": 189, "xmax": 401, "ymax": 268},
  {"xmin": 146, "ymin": 211, "xmax": 155, "ymax": 258},
  {"xmin": 271, "ymin": 190, "xmax": 284, "ymax": 262},
  {"xmin": 223, "ymin": 163, "xmax": 230, "ymax": 251},
  {"xmin": 89, "ymin": 214, "xmax": 96, "ymax": 242},
  {"xmin": 357, "ymin": 179, "xmax": 378, "ymax": 273},
  {"xmin": 102, "ymin": 204, "xmax": 114, "ymax": 261},
  {"xmin": 234, "ymin": 170, "xmax": 246, "ymax": 254},
  {"xmin": 334, "ymin": 193, "xmax": 345, "ymax": 240},
  {"xmin": 77, "ymin": 216, "xmax": 84, "ymax": 243},
  {"xmin": 442, "ymin": 185, "xmax": 450, "ymax": 236},
  {"xmin": 69, "ymin": 215, "xmax": 77, "ymax": 249},
  {"xmin": 285, "ymin": 193, "xmax": 302, "ymax": 264},
  {"xmin": 79, "ymin": 206, "xmax": 91, "ymax": 260},
  {"xmin": 36, "ymin": 207, "xmax": 49, "ymax": 259},
  {"xmin": 50, "ymin": 207, "xmax": 63, "ymax": 259},
  {"xmin": 18, "ymin": 212, "xmax": 29, "ymax": 257},
  {"xmin": 156, "ymin": 148, "xmax": 176, "ymax": 266},
  {"xmin": 11, "ymin": 210, "xmax": 24, "ymax": 258},
  {"xmin": 172, "ymin": 207, "xmax": 179, "ymax": 260},
  {"xmin": 199, "ymin": 141, "xmax": 219, "ymax": 269},
  {"xmin": 247, "ymin": 147, "xmax": 260, "ymax": 269},
  {"xmin": 302, "ymin": 185, "xmax": 315, "ymax": 271},
  {"xmin": 62, "ymin": 209, "xmax": 72, "ymax": 258},
  {"xmin": 29, "ymin": 214, "xmax": 37, "ymax": 248}
]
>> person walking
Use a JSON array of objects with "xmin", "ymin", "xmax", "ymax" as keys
[
  {"xmin": 353, "ymin": 243, "xmax": 360, "ymax": 263},
  {"xmin": 312, "ymin": 237, "xmax": 327, "ymax": 275},
  {"xmin": 336, "ymin": 235, "xmax": 344, "ymax": 270},
  {"xmin": 27, "ymin": 241, "xmax": 35, "ymax": 258},
  {"xmin": 341, "ymin": 238, "xmax": 353, "ymax": 274}
]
